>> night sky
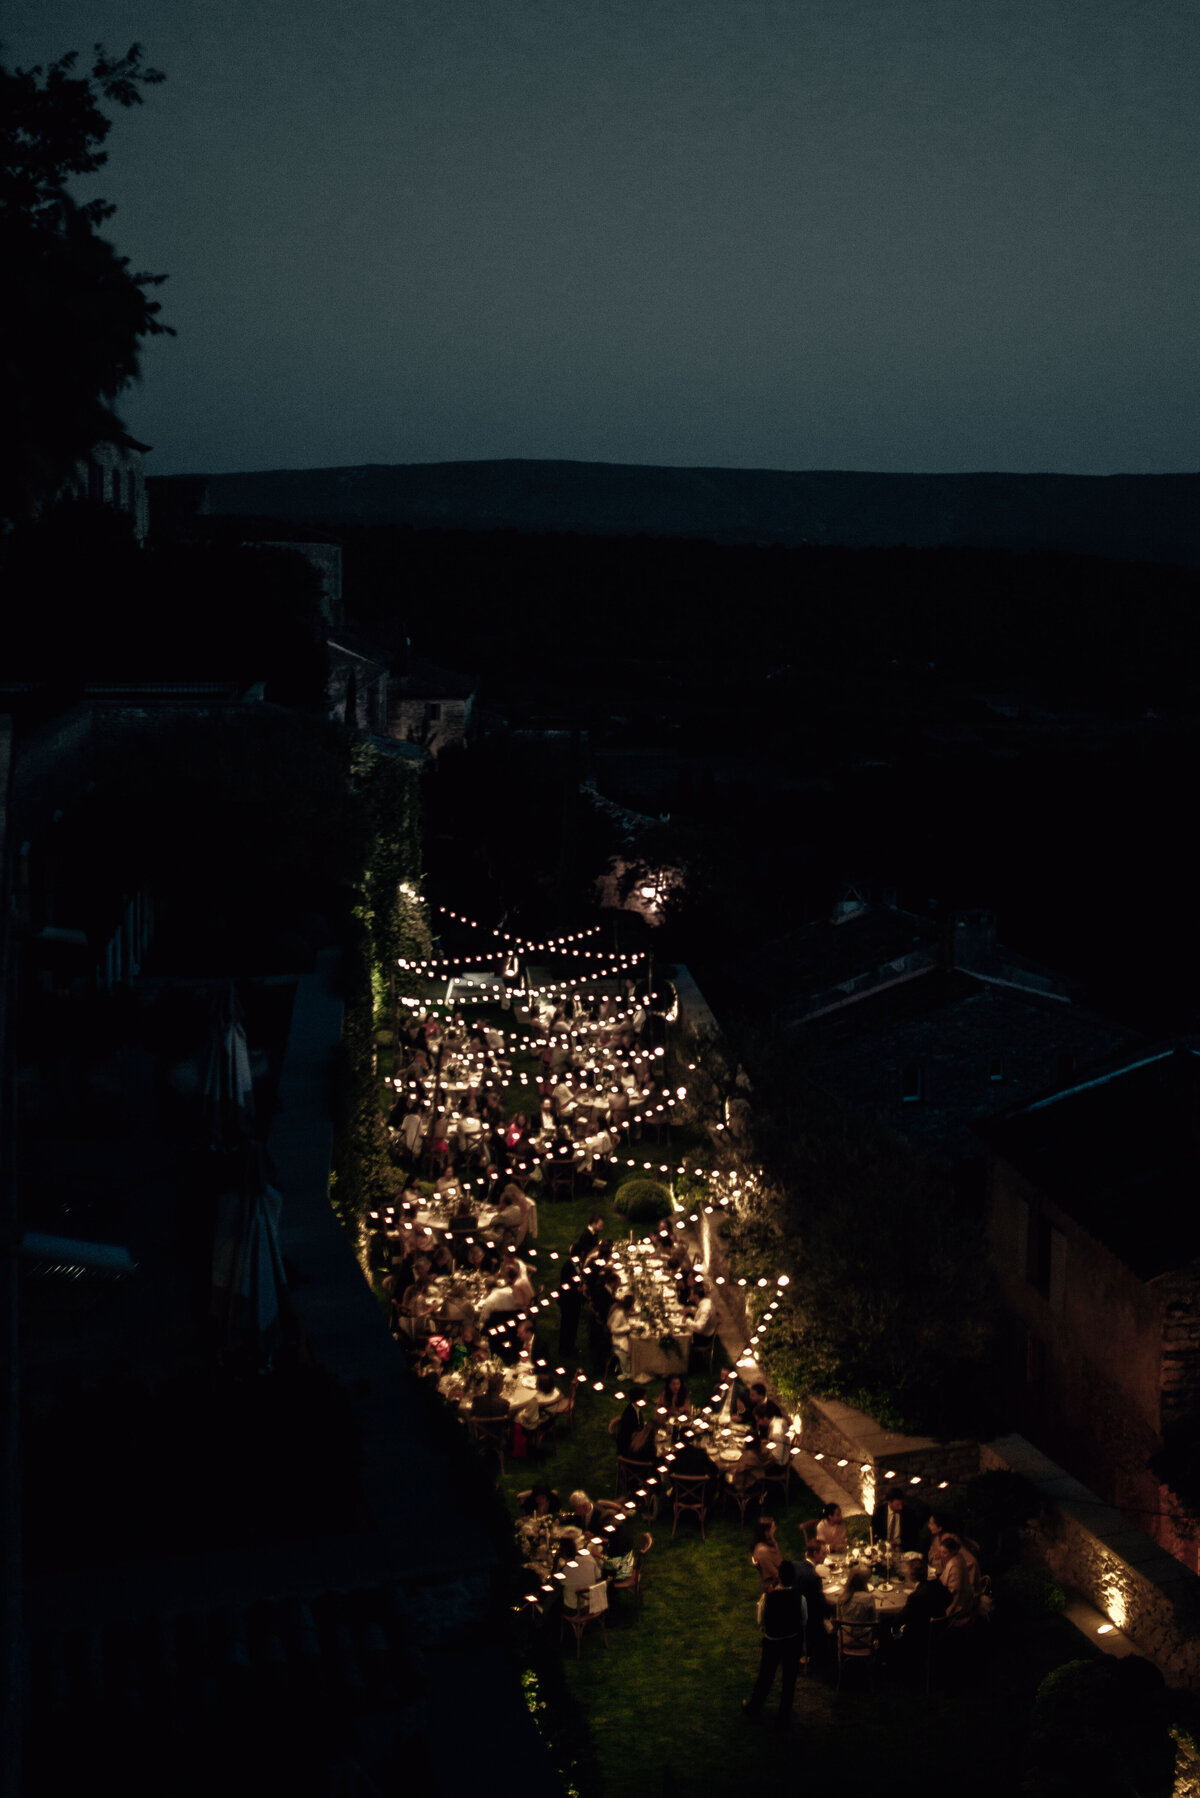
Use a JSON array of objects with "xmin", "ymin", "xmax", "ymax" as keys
[{"xmin": 7, "ymin": 1, "xmax": 1199, "ymax": 477}]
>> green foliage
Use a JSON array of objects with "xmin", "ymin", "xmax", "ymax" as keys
[
  {"xmin": 1026, "ymin": 1657, "xmax": 1173, "ymax": 1797},
  {"xmin": 328, "ymin": 923, "xmax": 392, "ymax": 1239},
  {"xmin": 1, "ymin": 42, "xmax": 173, "ymax": 525},
  {"xmin": 349, "ymin": 740, "xmax": 426, "ymax": 997},
  {"xmin": 613, "ymin": 1176, "xmax": 673, "ymax": 1225},
  {"xmin": 996, "ymin": 1565, "xmax": 1067, "ymax": 1620},
  {"xmin": 717, "ymin": 1063, "xmax": 1001, "ymax": 1439},
  {"xmin": 962, "ymin": 1469, "xmax": 1041, "ymax": 1569},
  {"xmin": 521, "ymin": 1668, "xmax": 585, "ymax": 1798}
]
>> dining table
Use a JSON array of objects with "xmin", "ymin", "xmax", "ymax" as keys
[
  {"xmin": 438, "ymin": 1360, "xmax": 542, "ymax": 1419},
  {"xmin": 819, "ymin": 1552, "xmax": 912, "ymax": 1620}
]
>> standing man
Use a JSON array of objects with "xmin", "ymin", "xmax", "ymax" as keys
[
  {"xmin": 794, "ymin": 1543, "xmax": 834, "ymax": 1678},
  {"xmin": 871, "ymin": 1489, "xmax": 924, "ymax": 1552},
  {"xmin": 557, "ymin": 1213, "xmax": 604, "ymax": 1356},
  {"xmin": 742, "ymin": 1559, "xmax": 806, "ymax": 1730}
]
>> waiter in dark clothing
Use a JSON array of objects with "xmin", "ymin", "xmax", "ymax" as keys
[
  {"xmin": 742, "ymin": 1559, "xmax": 805, "ymax": 1728},
  {"xmin": 794, "ymin": 1545, "xmax": 834, "ymax": 1676},
  {"xmin": 557, "ymin": 1213, "xmax": 605, "ymax": 1356}
]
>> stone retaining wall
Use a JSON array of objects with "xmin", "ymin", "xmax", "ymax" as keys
[
  {"xmin": 984, "ymin": 1434, "xmax": 1200, "ymax": 1688},
  {"xmin": 800, "ymin": 1394, "xmax": 980, "ymax": 1516}
]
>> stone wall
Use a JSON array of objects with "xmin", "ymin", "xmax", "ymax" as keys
[
  {"xmin": 984, "ymin": 1434, "xmax": 1200, "ymax": 1688},
  {"xmin": 388, "ymin": 694, "xmax": 472, "ymax": 756},
  {"xmin": 800, "ymin": 1394, "xmax": 981, "ymax": 1517}
]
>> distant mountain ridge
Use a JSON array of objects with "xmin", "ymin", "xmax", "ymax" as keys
[{"xmin": 166, "ymin": 460, "xmax": 1200, "ymax": 565}]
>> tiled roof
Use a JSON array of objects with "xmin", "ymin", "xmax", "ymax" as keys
[{"xmin": 979, "ymin": 1045, "xmax": 1200, "ymax": 1279}]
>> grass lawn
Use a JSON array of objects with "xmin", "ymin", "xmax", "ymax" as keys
[
  {"xmin": 498, "ymin": 1187, "xmax": 1100, "ymax": 1798},
  {"xmin": 379, "ymin": 1008, "xmax": 1100, "ymax": 1795}
]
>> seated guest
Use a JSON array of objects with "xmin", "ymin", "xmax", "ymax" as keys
[
  {"xmin": 440, "ymin": 1277, "xmax": 471, "ymax": 1323},
  {"xmin": 501, "ymin": 1254, "xmax": 535, "ymax": 1308},
  {"xmin": 939, "ymin": 1535, "xmax": 978, "ymax": 1624},
  {"xmin": 728, "ymin": 1371, "xmax": 754, "ymax": 1420},
  {"xmin": 512, "ymin": 1315, "xmax": 538, "ymax": 1360},
  {"xmin": 519, "ymin": 1481, "xmax": 560, "ymax": 1520},
  {"xmin": 729, "ymin": 1430, "xmax": 774, "ymax": 1496},
  {"xmin": 616, "ymin": 1395, "xmax": 655, "ymax": 1463},
  {"xmin": 885, "ymin": 1554, "xmax": 949, "ymax": 1668},
  {"xmin": 661, "ymin": 1373, "xmax": 690, "ymax": 1417},
  {"xmin": 478, "ymin": 1274, "xmax": 517, "ymax": 1323},
  {"xmin": 751, "ymin": 1515, "xmax": 784, "ymax": 1591},
  {"xmin": 816, "ymin": 1502, "xmax": 849, "ymax": 1554},
  {"xmin": 564, "ymin": 1488, "xmax": 597, "ymax": 1531},
  {"xmin": 430, "ymin": 1241, "xmax": 455, "ymax": 1279},
  {"xmin": 670, "ymin": 1427, "xmax": 720, "ymax": 1496},
  {"xmin": 518, "ymin": 1370, "xmax": 566, "ymax": 1431},
  {"xmin": 470, "ymin": 1372, "xmax": 510, "ymax": 1419},
  {"xmin": 449, "ymin": 1319, "xmax": 483, "ymax": 1367},
  {"xmin": 554, "ymin": 1529, "xmax": 601, "ymax": 1608},
  {"xmin": 596, "ymin": 1503, "xmax": 638, "ymax": 1581},
  {"xmin": 749, "ymin": 1381, "xmax": 784, "ymax": 1423},
  {"xmin": 400, "ymin": 1271, "xmax": 436, "ymax": 1338},
  {"xmin": 493, "ymin": 1182, "xmax": 530, "ymax": 1247},
  {"xmin": 838, "ymin": 1566, "xmax": 877, "ymax": 1647}
]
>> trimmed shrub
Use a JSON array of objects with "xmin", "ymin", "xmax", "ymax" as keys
[{"xmin": 614, "ymin": 1178, "xmax": 673, "ymax": 1225}]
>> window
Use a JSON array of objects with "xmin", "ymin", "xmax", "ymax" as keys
[
  {"xmin": 1027, "ymin": 1213, "xmax": 1052, "ymax": 1296},
  {"xmin": 425, "ymin": 702, "xmax": 442, "ymax": 724},
  {"xmin": 989, "ymin": 1057, "xmax": 1004, "ymax": 1082},
  {"xmin": 901, "ymin": 1062, "xmax": 923, "ymax": 1103},
  {"xmin": 1027, "ymin": 1212, "xmax": 1067, "ymax": 1312}
]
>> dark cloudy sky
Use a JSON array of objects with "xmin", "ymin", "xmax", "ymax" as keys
[{"xmin": 8, "ymin": 1, "xmax": 1199, "ymax": 475}]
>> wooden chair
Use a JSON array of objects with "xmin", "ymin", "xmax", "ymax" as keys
[
  {"xmin": 610, "ymin": 1532, "xmax": 653, "ymax": 1616},
  {"xmin": 467, "ymin": 1414, "xmax": 510, "ymax": 1474},
  {"xmin": 616, "ymin": 1455, "xmax": 652, "ymax": 1501},
  {"xmin": 763, "ymin": 1459, "xmax": 794, "ymax": 1507},
  {"xmin": 522, "ymin": 1410, "xmax": 562, "ymax": 1459},
  {"xmin": 688, "ymin": 1331, "xmax": 717, "ymax": 1374},
  {"xmin": 548, "ymin": 1162, "xmax": 576, "ymax": 1201},
  {"xmin": 561, "ymin": 1580, "xmax": 609, "ymax": 1659},
  {"xmin": 836, "ymin": 1617, "xmax": 879, "ymax": 1689},
  {"xmin": 670, "ymin": 1473, "xmax": 711, "ymax": 1539},
  {"xmin": 729, "ymin": 1479, "xmax": 768, "ymax": 1527},
  {"xmin": 798, "ymin": 1518, "xmax": 822, "ymax": 1552}
]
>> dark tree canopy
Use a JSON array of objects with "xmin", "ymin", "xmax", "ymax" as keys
[{"xmin": 1, "ymin": 43, "xmax": 172, "ymax": 526}]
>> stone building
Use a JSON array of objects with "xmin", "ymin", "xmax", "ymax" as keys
[
  {"xmin": 787, "ymin": 899, "xmax": 1136, "ymax": 1171},
  {"xmin": 981, "ymin": 1045, "xmax": 1200, "ymax": 1569},
  {"xmin": 797, "ymin": 966, "xmax": 1137, "ymax": 1170},
  {"xmin": 62, "ymin": 431, "xmax": 151, "ymax": 541},
  {"xmin": 387, "ymin": 654, "xmax": 476, "ymax": 756},
  {"xmin": 326, "ymin": 628, "xmax": 391, "ymax": 734}
]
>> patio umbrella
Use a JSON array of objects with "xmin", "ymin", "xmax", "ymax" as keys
[
  {"xmin": 202, "ymin": 981, "xmax": 255, "ymax": 1146},
  {"xmin": 211, "ymin": 1139, "xmax": 287, "ymax": 1365}
]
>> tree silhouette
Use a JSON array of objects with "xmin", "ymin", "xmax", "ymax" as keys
[{"xmin": 1, "ymin": 43, "xmax": 173, "ymax": 527}]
